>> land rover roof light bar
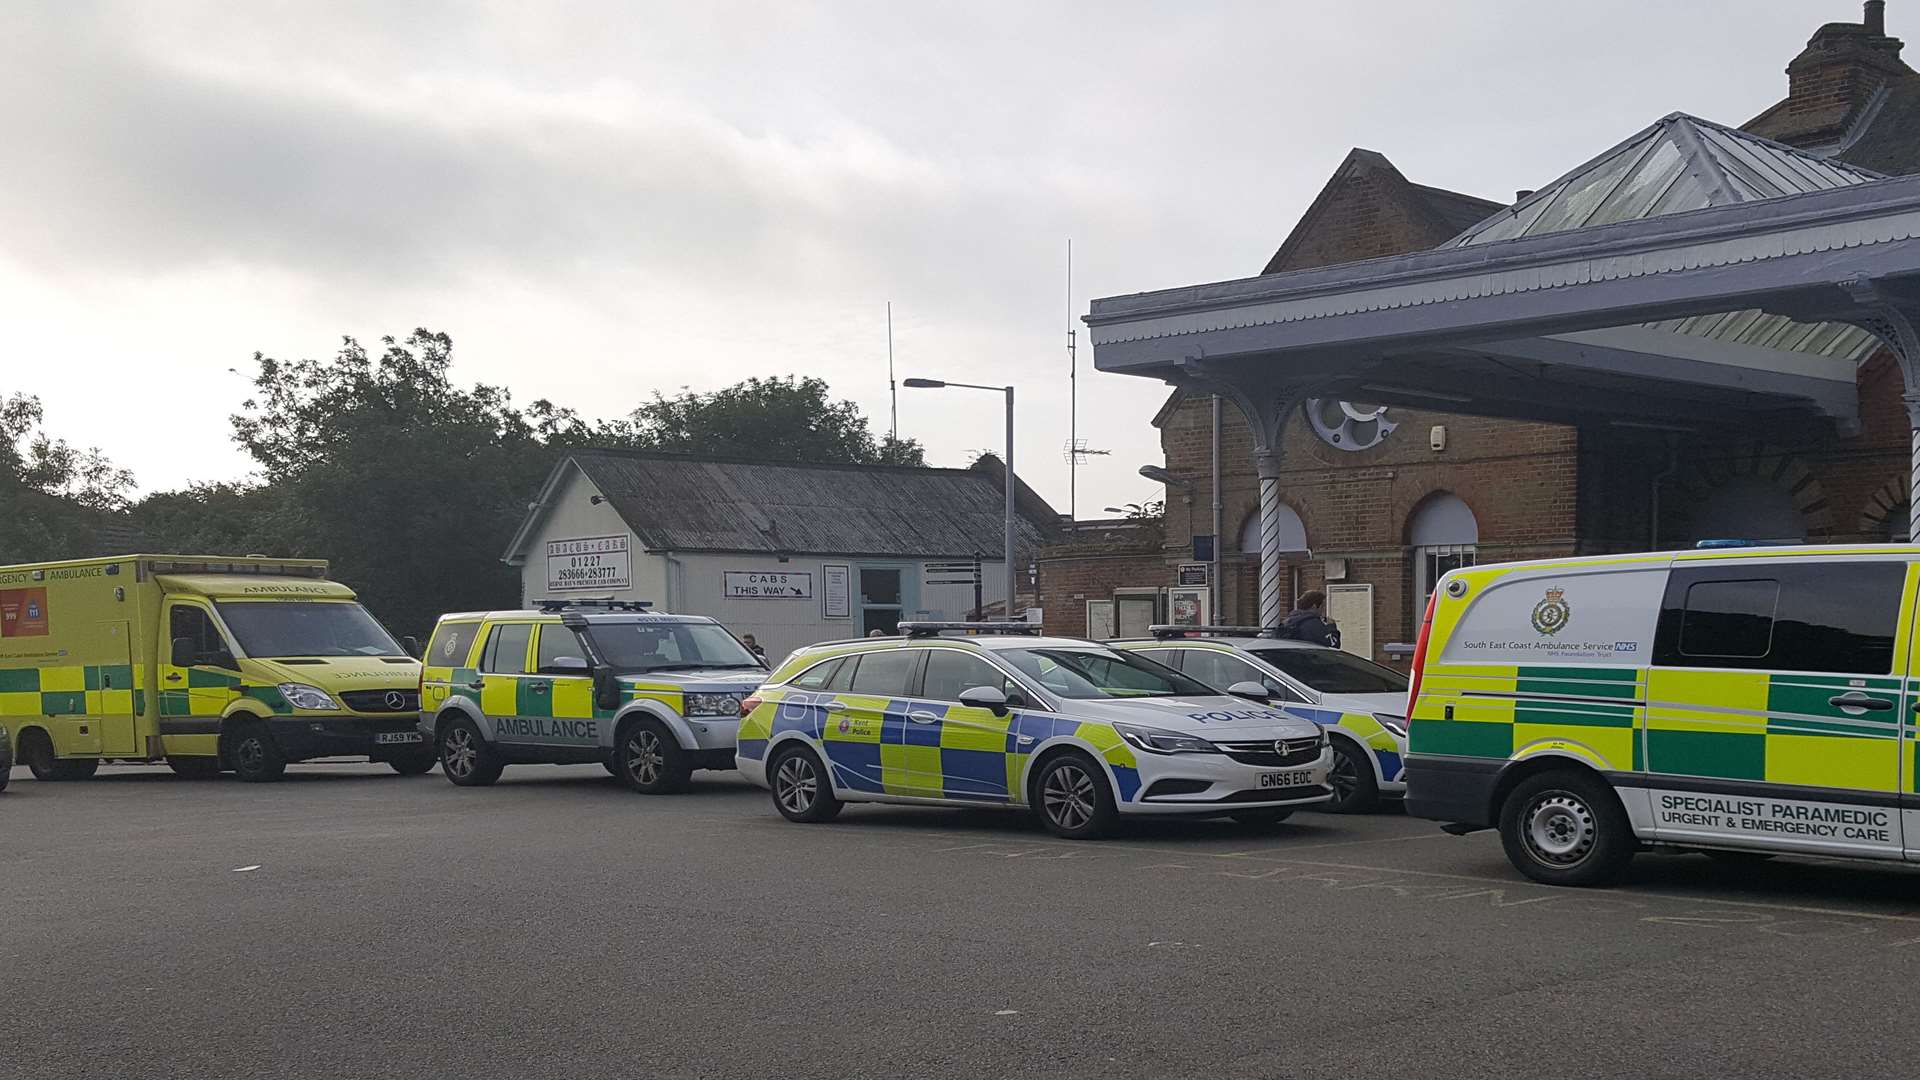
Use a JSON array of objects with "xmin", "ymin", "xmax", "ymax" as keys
[
  {"xmin": 535, "ymin": 598, "xmax": 656, "ymax": 613},
  {"xmin": 1147, "ymin": 624, "xmax": 1278, "ymax": 639},
  {"xmin": 898, "ymin": 621, "xmax": 1046, "ymax": 638}
]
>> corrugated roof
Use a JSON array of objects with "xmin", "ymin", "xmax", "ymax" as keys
[
  {"xmin": 533, "ymin": 450, "xmax": 1060, "ymax": 560},
  {"xmin": 1449, "ymin": 113, "xmax": 1888, "ymax": 363}
]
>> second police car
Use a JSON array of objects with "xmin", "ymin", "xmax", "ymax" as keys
[
  {"xmin": 418, "ymin": 600, "xmax": 766, "ymax": 792},
  {"xmin": 736, "ymin": 622, "xmax": 1333, "ymax": 839},
  {"xmin": 1114, "ymin": 626, "xmax": 1410, "ymax": 813}
]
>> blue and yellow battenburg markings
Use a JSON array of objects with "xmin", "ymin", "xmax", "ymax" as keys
[
  {"xmin": 739, "ymin": 690, "xmax": 1144, "ymax": 804},
  {"xmin": 1282, "ymin": 704, "xmax": 1403, "ymax": 782}
]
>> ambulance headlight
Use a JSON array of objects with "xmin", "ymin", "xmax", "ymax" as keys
[
  {"xmin": 684, "ymin": 692, "xmax": 743, "ymax": 717},
  {"xmin": 1114, "ymin": 722, "xmax": 1218, "ymax": 755},
  {"xmin": 1373, "ymin": 714, "xmax": 1408, "ymax": 738},
  {"xmin": 278, "ymin": 683, "xmax": 339, "ymax": 711}
]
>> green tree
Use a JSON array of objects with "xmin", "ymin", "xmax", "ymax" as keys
[
  {"xmin": 631, "ymin": 375, "xmax": 924, "ymax": 465},
  {"xmin": 0, "ymin": 393, "xmax": 135, "ymax": 562}
]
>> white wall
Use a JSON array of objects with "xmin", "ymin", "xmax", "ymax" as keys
[{"xmin": 513, "ymin": 464, "xmax": 1017, "ymax": 665}]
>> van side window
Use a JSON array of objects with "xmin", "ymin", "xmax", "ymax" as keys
[
  {"xmin": 535, "ymin": 625, "xmax": 588, "ymax": 674},
  {"xmin": 481, "ymin": 623, "xmax": 534, "ymax": 676},
  {"xmin": 1654, "ymin": 562, "xmax": 1904, "ymax": 674},
  {"xmin": 427, "ymin": 622, "xmax": 480, "ymax": 668},
  {"xmin": 847, "ymin": 649, "xmax": 918, "ymax": 696},
  {"xmin": 170, "ymin": 605, "xmax": 226, "ymax": 664}
]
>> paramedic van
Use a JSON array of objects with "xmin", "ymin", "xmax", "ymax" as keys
[
  {"xmin": 0, "ymin": 555, "xmax": 430, "ymax": 783},
  {"xmin": 1403, "ymin": 544, "xmax": 1920, "ymax": 886}
]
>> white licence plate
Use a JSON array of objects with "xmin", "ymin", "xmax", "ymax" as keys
[
  {"xmin": 375, "ymin": 732, "xmax": 424, "ymax": 745},
  {"xmin": 1258, "ymin": 769, "xmax": 1314, "ymax": 788}
]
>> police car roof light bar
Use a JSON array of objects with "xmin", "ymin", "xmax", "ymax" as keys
[
  {"xmin": 1147, "ymin": 624, "xmax": 1276, "ymax": 639},
  {"xmin": 898, "ymin": 621, "xmax": 1045, "ymax": 638},
  {"xmin": 535, "ymin": 598, "xmax": 656, "ymax": 612}
]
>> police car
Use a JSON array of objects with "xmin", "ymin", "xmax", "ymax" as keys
[
  {"xmin": 1113, "ymin": 626, "xmax": 1409, "ymax": 813},
  {"xmin": 418, "ymin": 600, "xmax": 766, "ymax": 792},
  {"xmin": 736, "ymin": 622, "xmax": 1333, "ymax": 839}
]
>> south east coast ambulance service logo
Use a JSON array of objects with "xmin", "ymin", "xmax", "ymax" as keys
[{"xmin": 1531, "ymin": 586, "xmax": 1571, "ymax": 636}]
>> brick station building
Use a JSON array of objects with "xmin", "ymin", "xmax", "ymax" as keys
[{"xmin": 1040, "ymin": 2, "xmax": 1920, "ymax": 660}]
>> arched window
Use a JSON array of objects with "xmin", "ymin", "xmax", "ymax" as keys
[
  {"xmin": 1409, "ymin": 493, "xmax": 1479, "ymax": 607},
  {"xmin": 1237, "ymin": 503, "xmax": 1308, "ymax": 555},
  {"xmin": 1690, "ymin": 475, "xmax": 1807, "ymax": 544}
]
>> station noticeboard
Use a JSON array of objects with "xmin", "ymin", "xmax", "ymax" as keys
[{"xmin": 723, "ymin": 570, "xmax": 813, "ymax": 600}]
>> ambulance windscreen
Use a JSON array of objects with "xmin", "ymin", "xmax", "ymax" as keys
[
  {"xmin": 215, "ymin": 601, "xmax": 406, "ymax": 659},
  {"xmin": 588, "ymin": 621, "xmax": 759, "ymax": 673}
]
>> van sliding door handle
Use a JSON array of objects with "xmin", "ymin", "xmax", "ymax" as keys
[{"xmin": 1829, "ymin": 693, "xmax": 1893, "ymax": 712}]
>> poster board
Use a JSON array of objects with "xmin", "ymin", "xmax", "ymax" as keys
[{"xmin": 1327, "ymin": 583, "xmax": 1373, "ymax": 659}]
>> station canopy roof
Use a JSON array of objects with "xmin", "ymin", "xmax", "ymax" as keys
[{"xmin": 1089, "ymin": 111, "xmax": 1920, "ymax": 437}]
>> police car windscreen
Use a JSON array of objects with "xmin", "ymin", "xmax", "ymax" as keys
[
  {"xmin": 215, "ymin": 602, "xmax": 405, "ymax": 659},
  {"xmin": 589, "ymin": 622, "xmax": 758, "ymax": 672},
  {"xmin": 1247, "ymin": 647, "xmax": 1406, "ymax": 694},
  {"xmin": 1000, "ymin": 647, "xmax": 1213, "ymax": 700}
]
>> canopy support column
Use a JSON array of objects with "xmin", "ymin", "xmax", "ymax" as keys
[
  {"xmin": 1841, "ymin": 278, "xmax": 1920, "ymax": 541},
  {"xmin": 1178, "ymin": 361, "xmax": 1319, "ymax": 627}
]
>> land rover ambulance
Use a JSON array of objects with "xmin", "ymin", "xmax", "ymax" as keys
[
  {"xmin": 0, "ymin": 555, "xmax": 430, "ymax": 782},
  {"xmin": 1404, "ymin": 544, "xmax": 1920, "ymax": 886}
]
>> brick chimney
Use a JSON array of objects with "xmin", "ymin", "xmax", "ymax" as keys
[{"xmin": 1748, "ymin": 2, "xmax": 1916, "ymax": 149}]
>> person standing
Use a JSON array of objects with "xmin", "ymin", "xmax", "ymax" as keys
[
  {"xmin": 741, "ymin": 634, "xmax": 769, "ymax": 662},
  {"xmin": 1276, "ymin": 590, "xmax": 1341, "ymax": 649}
]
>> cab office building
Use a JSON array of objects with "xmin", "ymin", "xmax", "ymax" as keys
[
  {"xmin": 504, "ymin": 449, "xmax": 1060, "ymax": 663},
  {"xmin": 1046, "ymin": 3, "xmax": 1920, "ymax": 661}
]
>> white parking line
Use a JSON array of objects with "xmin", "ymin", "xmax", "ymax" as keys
[{"xmin": 1226, "ymin": 831, "xmax": 1457, "ymax": 856}]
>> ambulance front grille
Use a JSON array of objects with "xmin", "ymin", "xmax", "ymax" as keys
[{"xmin": 338, "ymin": 689, "xmax": 422, "ymax": 713}]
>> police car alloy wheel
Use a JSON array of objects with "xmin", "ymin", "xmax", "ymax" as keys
[
  {"xmin": 1032, "ymin": 752, "xmax": 1117, "ymax": 840},
  {"xmin": 1497, "ymin": 770, "xmax": 1635, "ymax": 887},
  {"xmin": 228, "ymin": 720, "xmax": 288, "ymax": 783},
  {"xmin": 1324, "ymin": 739, "xmax": 1379, "ymax": 814},
  {"xmin": 768, "ymin": 743, "xmax": 842, "ymax": 823},
  {"xmin": 438, "ymin": 718, "xmax": 502, "ymax": 787},
  {"xmin": 614, "ymin": 721, "xmax": 690, "ymax": 795}
]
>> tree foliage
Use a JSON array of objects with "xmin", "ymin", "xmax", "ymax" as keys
[
  {"xmin": 0, "ymin": 393, "xmax": 136, "ymax": 563},
  {"xmin": 630, "ymin": 376, "xmax": 924, "ymax": 465}
]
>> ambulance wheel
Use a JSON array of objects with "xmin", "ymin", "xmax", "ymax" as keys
[
  {"xmin": 1325, "ymin": 738, "xmax": 1379, "ymax": 814},
  {"xmin": 438, "ymin": 717, "xmax": 502, "ymax": 787},
  {"xmin": 1499, "ymin": 770, "xmax": 1634, "ymax": 887},
  {"xmin": 388, "ymin": 749, "xmax": 437, "ymax": 776},
  {"xmin": 1229, "ymin": 808, "xmax": 1294, "ymax": 827},
  {"xmin": 768, "ymin": 743, "xmax": 842, "ymax": 823},
  {"xmin": 1032, "ymin": 751, "xmax": 1118, "ymax": 840},
  {"xmin": 227, "ymin": 720, "xmax": 287, "ymax": 783},
  {"xmin": 167, "ymin": 756, "xmax": 223, "ymax": 779},
  {"xmin": 20, "ymin": 729, "xmax": 58, "ymax": 781},
  {"xmin": 614, "ymin": 720, "xmax": 691, "ymax": 795}
]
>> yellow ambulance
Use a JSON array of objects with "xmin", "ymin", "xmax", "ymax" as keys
[
  {"xmin": 1404, "ymin": 544, "xmax": 1920, "ymax": 886},
  {"xmin": 0, "ymin": 555, "xmax": 430, "ymax": 783}
]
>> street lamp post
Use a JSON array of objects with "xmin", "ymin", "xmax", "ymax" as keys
[{"xmin": 904, "ymin": 377, "xmax": 1018, "ymax": 618}]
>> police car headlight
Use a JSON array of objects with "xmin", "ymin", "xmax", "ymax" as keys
[
  {"xmin": 1373, "ymin": 714, "xmax": 1407, "ymax": 738},
  {"xmin": 1114, "ymin": 722, "xmax": 1218, "ymax": 755},
  {"xmin": 278, "ymin": 683, "xmax": 339, "ymax": 711},
  {"xmin": 684, "ymin": 692, "xmax": 743, "ymax": 717}
]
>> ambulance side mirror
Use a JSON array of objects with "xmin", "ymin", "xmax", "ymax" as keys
[
  {"xmin": 592, "ymin": 664, "xmax": 621, "ymax": 712},
  {"xmin": 1227, "ymin": 681, "xmax": 1273, "ymax": 703},
  {"xmin": 402, "ymin": 635, "xmax": 421, "ymax": 659},
  {"xmin": 171, "ymin": 637, "xmax": 196, "ymax": 669}
]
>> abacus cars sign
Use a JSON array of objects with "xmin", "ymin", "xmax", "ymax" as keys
[{"xmin": 546, "ymin": 536, "xmax": 631, "ymax": 592}]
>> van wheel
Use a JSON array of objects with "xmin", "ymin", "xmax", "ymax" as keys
[
  {"xmin": 167, "ymin": 757, "xmax": 223, "ymax": 779},
  {"xmin": 438, "ymin": 717, "xmax": 502, "ymax": 787},
  {"xmin": 1032, "ymin": 752, "xmax": 1118, "ymax": 840},
  {"xmin": 1499, "ymin": 770, "xmax": 1635, "ymax": 887},
  {"xmin": 22, "ymin": 731, "xmax": 95, "ymax": 781},
  {"xmin": 614, "ymin": 720, "xmax": 691, "ymax": 794},
  {"xmin": 768, "ymin": 743, "xmax": 842, "ymax": 823},
  {"xmin": 1325, "ymin": 738, "xmax": 1379, "ymax": 813},
  {"xmin": 227, "ymin": 720, "xmax": 288, "ymax": 783}
]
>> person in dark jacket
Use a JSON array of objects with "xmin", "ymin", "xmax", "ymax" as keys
[{"xmin": 1276, "ymin": 590, "xmax": 1341, "ymax": 648}]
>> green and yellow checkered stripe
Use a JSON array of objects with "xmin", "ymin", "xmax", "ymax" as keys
[
  {"xmin": 0, "ymin": 664, "xmax": 145, "ymax": 719},
  {"xmin": 1410, "ymin": 664, "xmax": 1644, "ymax": 771}
]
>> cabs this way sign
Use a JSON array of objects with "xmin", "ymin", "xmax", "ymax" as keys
[{"xmin": 723, "ymin": 571, "xmax": 812, "ymax": 599}]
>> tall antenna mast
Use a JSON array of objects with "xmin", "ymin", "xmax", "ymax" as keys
[
  {"xmin": 1068, "ymin": 238, "xmax": 1076, "ymax": 520},
  {"xmin": 887, "ymin": 300, "xmax": 898, "ymax": 440}
]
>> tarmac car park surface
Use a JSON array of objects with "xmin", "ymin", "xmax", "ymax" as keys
[{"xmin": 5, "ymin": 762, "xmax": 1914, "ymax": 1080}]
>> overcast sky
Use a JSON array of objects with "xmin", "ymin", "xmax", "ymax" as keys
[{"xmin": 1, "ymin": 1, "xmax": 1866, "ymax": 519}]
